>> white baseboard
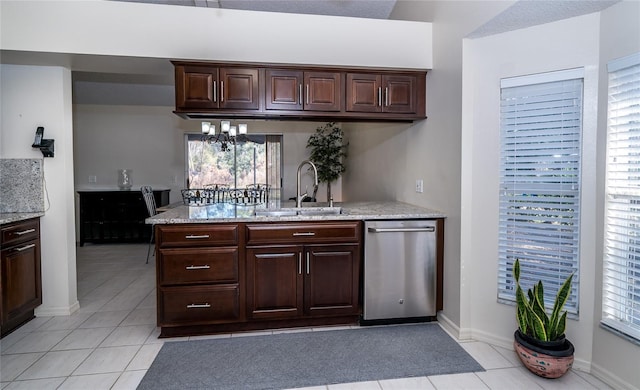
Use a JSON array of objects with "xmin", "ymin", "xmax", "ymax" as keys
[
  {"xmin": 34, "ymin": 300, "xmax": 80, "ymax": 317},
  {"xmin": 466, "ymin": 327, "xmax": 514, "ymax": 351},
  {"xmin": 591, "ymin": 361, "xmax": 639, "ymax": 390},
  {"xmin": 436, "ymin": 312, "xmax": 462, "ymax": 339}
]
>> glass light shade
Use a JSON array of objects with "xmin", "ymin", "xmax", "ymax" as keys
[
  {"xmin": 221, "ymin": 120, "xmax": 231, "ymax": 133},
  {"xmin": 201, "ymin": 122, "xmax": 212, "ymax": 134},
  {"xmin": 229, "ymin": 126, "xmax": 237, "ymax": 137},
  {"xmin": 238, "ymin": 124, "xmax": 248, "ymax": 135}
]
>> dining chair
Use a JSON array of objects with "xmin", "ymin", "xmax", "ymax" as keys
[{"xmin": 141, "ymin": 186, "xmax": 157, "ymax": 264}]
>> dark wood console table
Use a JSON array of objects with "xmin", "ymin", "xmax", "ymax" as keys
[{"xmin": 78, "ymin": 189, "xmax": 170, "ymax": 246}]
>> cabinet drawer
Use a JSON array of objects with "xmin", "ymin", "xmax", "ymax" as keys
[
  {"xmin": 158, "ymin": 247, "xmax": 238, "ymax": 285},
  {"xmin": 157, "ymin": 224, "xmax": 238, "ymax": 247},
  {"xmin": 1, "ymin": 219, "xmax": 39, "ymax": 247},
  {"xmin": 159, "ymin": 285, "xmax": 240, "ymax": 325},
  {"xmin": 246, "ymin": 222, "xmax": 361, "ymax": 245}
]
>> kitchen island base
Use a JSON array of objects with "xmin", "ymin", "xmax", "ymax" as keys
[
  {"xmin": 155, "ymin": 221, "xmax": 362, "ymax": 338},
  {"xmin": 150, "ymin": 202, "xmax": 445, "ymax": 339}
]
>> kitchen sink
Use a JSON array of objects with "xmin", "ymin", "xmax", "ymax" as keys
[
  {"xmin": 254, "ymin": 207, "xmax": 342, "ymax": 217},
  {"xmin": 296, "ymin": 207, "xmax": 342, "ymax": 216},
  {"xmin": 254, "ymin": 209, "xmax": 298, "ymax": 217}
]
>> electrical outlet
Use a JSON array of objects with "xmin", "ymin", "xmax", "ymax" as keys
[
  {"xmin": 89, "ymin": 175, "xmax": 97, "ymax": 183},
  {"xmin": 415, "ymin": 179, "xmax": 424, "ymax": 193}
]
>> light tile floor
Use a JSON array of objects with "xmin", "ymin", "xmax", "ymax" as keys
[{"xmin": 0, "ymin": 244, "xmax": 614, "ymax": 389}]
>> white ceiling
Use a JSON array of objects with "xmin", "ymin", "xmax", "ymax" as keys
[
  {"xmin": 468, "ymin": 0, "xmax": 620, "ymax": 38},
  {"xmin": 111, "ymin": 0, "xmax": 622, "ymax": 37},
  {"xmin": 112, "ymin": 0, "xmax": 397, "ymax": 19}
]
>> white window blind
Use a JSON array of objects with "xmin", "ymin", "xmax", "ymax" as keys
[
  {"xmin": 498, "ymin": 69, "xmax": 583, "ymax": 314},
  {"xmin": 603, "ymin": 52, "xmax": 640, "ymax": 341}
]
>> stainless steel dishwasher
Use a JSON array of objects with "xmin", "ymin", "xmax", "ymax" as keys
[{"xmin": 363, "ymin": 220, "xmax": 437, "ymax": 322}]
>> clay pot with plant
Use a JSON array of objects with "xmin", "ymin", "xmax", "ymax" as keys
[
  {"xmin": 306, "ymin": 122, "xmax": 349, "ymax": 202},
  {"xmin": 513, "ymin": 258, "xmax": 575, "ymax": 379}
]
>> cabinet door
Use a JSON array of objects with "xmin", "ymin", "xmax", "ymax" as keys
[
  {"xmin": 383, "ymin": 75, "xmax": 417, "ymax": 114},
  {"xmin": 1, "ymin": 239, "xmax": 42, "ymax": 323},
  {"xmin": 79, "ymin": 193, "xmax": 106, "ymax": 245},
  {"xmin": 346, "ymin": 73, "xmax": 382, "ymax": 113},
  {"xmin": 246, "ymin": 246, "xmax": 303, "ymax": 319},
  {"xmin": 304, "ymin": 72, "xmax": 341, "ymax": 111},
  {"xmin": 265, "ymin": 69, "xmax": 303, "ymax": 111},
  {"xmin": 304, "ymin": 244, "xmax": 359, "ymax": 316},
  {"xmin": 219, "ymin": 68, "xmax": 259, "ymax": 110},
  {"xmin": 175, "ymin": 65, "xmax": 219, "ymax": 109}
]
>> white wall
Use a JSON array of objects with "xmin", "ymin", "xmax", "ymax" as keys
[
  {"xmin": 0, "ymin": 0, "xmax": 432, "ymax": 70},
  {"xmin": 352, "ymin": 0, "xmax": 515, "ymax": 335},
  {"xmin": 461, "ymin": 11, "xmax": 602, "ymax": 371},
  {"xmin": 591, "ymin": 1, "xmax": 640, "ymax": 388},
  {"xmin": 73, "ymin": 105, "xmax": 339, "ymax": 204},
  {"xmin": 0, "ymin": 65, "xmax": 79, "ymax": 316}
]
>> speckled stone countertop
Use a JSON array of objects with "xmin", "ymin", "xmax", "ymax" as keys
[
  {"xmin": 0, "ymin": 212, "xmax": 45, "ymax": 225},
  {"xmin": 146, "ymin": 201, "xmax": 446, "ymax": 224}
]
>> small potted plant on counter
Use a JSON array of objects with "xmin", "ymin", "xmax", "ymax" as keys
[{"xmin": 513, "ymin": 258, "xmax": 575, "ymax": 379}]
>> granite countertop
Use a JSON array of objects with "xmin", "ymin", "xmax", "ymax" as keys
[
  {"xmin": 146, "ymin": 201, "xmax": 446, "ymax": 224},
  {"xmin": 0, "ymin": 212, "xmax": 45, "ymax": 225}
]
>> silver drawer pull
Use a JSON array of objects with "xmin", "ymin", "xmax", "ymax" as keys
[
  {"xmin": 185, "ymin": 234, "xmax": 210, "ymax": 239},
  {"xmin": 187, "ymin": 303, "xmax": 211, "ymax": 309},
  {"xmin": 15, "ymin": 228, "xmax": 36, "ymax": 236},
  {"xmin": 368, "ymin": 227, "xmax": 435, "ymax": 233},
  {"xmin": 292, "ymin": 232, "xmax": 315, "ymax": 237},
  {"xmin": 185, "ymin": 265, "xmax": 210, "ymax": 270},
  {"xmin": 15, "ymin": 243, "xmax": 36, "ymax": 252}
]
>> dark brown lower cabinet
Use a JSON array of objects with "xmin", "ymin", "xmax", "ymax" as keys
[
  {"xmin": 305, "ymin": 244, "xmax": 359, "ymax": 316},
  {"xmin": 1, "ymin": 218, "xmax": 42, "ymax": 338},
  {"xmin": 246, "ymin": 244, "xmax": 359, "ymax": 320},
  {"xmin": 155, "ymin": 221, "xmax": 362, "ymax": 337},
  {"xmin": 246, "ymin": 245, "xmax": 303, "ymax": 320}
]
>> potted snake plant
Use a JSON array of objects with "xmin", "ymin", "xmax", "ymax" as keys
[{"xmin": 513, "ymin": 258, "xmax": 575, "ymax": 378}]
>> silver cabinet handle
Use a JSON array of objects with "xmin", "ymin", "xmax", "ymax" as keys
[
  {"xmin": 368, "ymin": 227, "xmax": 435, "ymax": 233},
  {"xmin": 306, "ymin": 84, "xmax": 309, "ymax": 105},
  {"xmin": 292, "ymin": 232, "xmax": 315, "ymax": 237},
  {"xmin": 185, "ymin": 234, "xmax": 210, "ymax": 239},
  {"xmin": 15, "ymin": 228, "xmax": 36, "ymax": 236},
  {"xmin": 299, "ymin": 84, "xmax": 303, "ymax": 105},
  {"xmin": 220, "ymin": 80, "xmax": 224, "ymax": 102},
  {"xmin": 185, "ymin": 265, "xmax": 210, "ymax": 270},
  {"xmin": 378, "ymin": 87, "xmax": 382, "ymax": 107},
  {"xmin": 298, "ymin": 252, "xmax": 302, "ymax": 274},
  {"xmin": 187, "ymin": 303, "xmax": 211, "ymax": 309},
  {"xmin": 385, "ymin": 87, "xmax": 389, "ymax": 107},
  {"xmin": 14, "ymin": 243, "xmax": 36, "ymax": 252},
  {"xmin": 306, "ymin": 252, "xmax": 310, "ymax": 274},
  {"xmin": 213, "ymin": 81, "xmax": 217, "ymax": 103}
]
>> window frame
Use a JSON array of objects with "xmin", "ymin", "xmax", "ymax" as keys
[
  {"xmin": 183, "ymin": 133, "xmax": 283, "ymax": 202},
  {"xmin": 602, "ymin": 52, "xmax": 640, "ymax": 342},
  {"xmin": 497, "ymin": 68, "xmax": 584, "ymax": 316}
]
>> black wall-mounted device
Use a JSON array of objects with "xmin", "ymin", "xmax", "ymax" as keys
[{"xmin": 32, "ymin": 126, "xmax": 55, "ymax": 157}]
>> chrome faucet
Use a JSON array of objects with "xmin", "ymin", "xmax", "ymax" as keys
[{"xmin": 296, "ymin": 160, "xmax": 318, "ymax": 208}]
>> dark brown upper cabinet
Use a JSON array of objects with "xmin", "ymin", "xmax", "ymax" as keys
[
  {"xmin": 346, "ymin": 73, "xmax": 419, "ymax": 114},
  {"xmin": 173, "ymin": 61, "xmax": 426, "ymax": 121},
  {"xmin": 266, "ymin": 69, "xmax": 341, "ymax": 112},
  {"xmin": 175, "ymin": 65, "xmax": 259, "ymax": 111}
]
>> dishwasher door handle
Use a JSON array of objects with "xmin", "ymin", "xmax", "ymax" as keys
[{"xmin": 367, "ymin": 227, "xmax": 435, "ymax": 233}]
